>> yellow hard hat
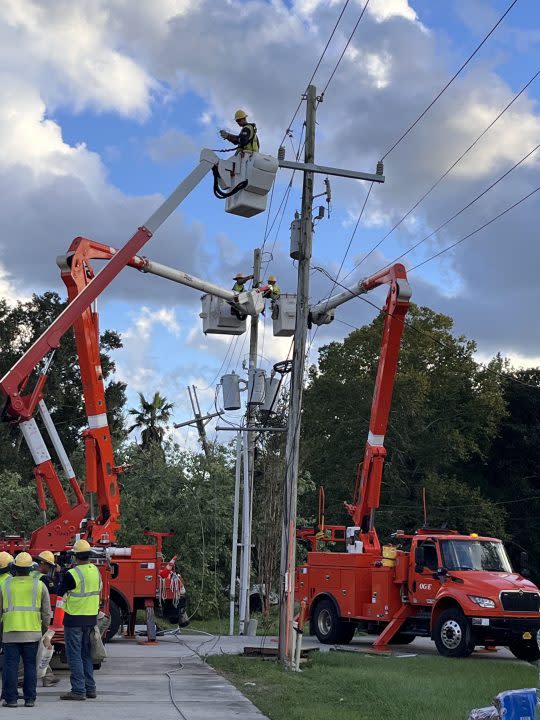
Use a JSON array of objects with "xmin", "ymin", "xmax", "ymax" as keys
[
  {"xmin": 268, "ymin": 275, "xmax": 277, "ymax": 283},
  {"xmin": 0, "ymin": 551, "xmax": 14, "ymax": 569},
  {"xmin": 73, "ymin": 539, "xmax": 92, "ymax": 554},
  {"xmin": 14, "ymin": 552, "xmax": 34, "ymax": 568},
  {"xmin": 234, "ymin": 109, "xmax": 248, "ymax": 120},
  {"xmin": 37, "ymin": 550, "xmax": 56, "ymax": 567}
]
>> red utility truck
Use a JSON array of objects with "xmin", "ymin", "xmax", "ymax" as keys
[{"xmin": 296, "ymin": 264, "xmax": 540, "ymax": 660}]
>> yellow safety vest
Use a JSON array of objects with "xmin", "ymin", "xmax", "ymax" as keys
[
  {"xmin": 1, "ymin": 576, "xmax": 42, "ymax": 633},
  {"xmin": 242, "ymin": 124, "xmax": 259, "ymax": 153},
  {"xmin": 0, "ymin": 572, "xmax": 11, "ymax": 588},
  {"xmin": 64, "ymin": 564, "xmax": 101, "ymax": 616},
  {"xmin": 232, "ymin": 282, "xmax": 245, "ymax": 293}
]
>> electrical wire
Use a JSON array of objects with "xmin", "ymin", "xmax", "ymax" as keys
[
  {"xmin": 319, "ymin": 0, "xmax": 371, "ymax": 101},
  {"xmin": 381, "ymin": 0, "xmax": 520, "ymax": 161},
  {"xmin": 343, "ymin": 67, "xmax": 540, "ymax": 275},
  {"xmin": 278, "ymin": 0, "xmax": 352, "ymax": 149}
]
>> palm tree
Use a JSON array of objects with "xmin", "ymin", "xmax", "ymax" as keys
[{"xmin": 128, "ymin": 391, "xmax": 174, "ymax": 450}]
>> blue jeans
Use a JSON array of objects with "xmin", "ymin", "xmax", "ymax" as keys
[
  {"xmin": 2, "ymin": 642, "xmax": 38, "ymax": 704},
  {"xmin": 64, "ymin": 625, "xmax": 96, "ymax": 696}
]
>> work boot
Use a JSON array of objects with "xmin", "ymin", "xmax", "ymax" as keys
[
  {"xmin": 60, "ymin": 692, "xmax": 86, "ymax": 701},
  {"xmin": 42, "ymin": 674, "xmax": 60, "ymax": 687},
  {"xmin": 24, "ymin": 701, "xmax": 35, "ymax": 707},
  {"xmin": 2, "ymin": 701, "xmax": 18, "ymax": 708},
  {"xmin": 86, "ymin": 691, "xmax": 97, "ymax": 699}
]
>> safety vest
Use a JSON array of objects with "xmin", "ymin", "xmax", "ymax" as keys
[
  {"xmin": 1, "ymin": 576, "xmax": 42, "ymax": 633},
  {"xmin": 64, "ymin": 564, "xmax": 102, "ymax": 617},
  {"xmin": 242, "ymin": 124, "xmax": 259, "ymax": 153},
  {"xmin": 232, "ymin": 282, "xmax": 245, "ymax": 293},
  {"xmin": 0, "ymin": 572, "xmax": 12, "ymax": 589}
]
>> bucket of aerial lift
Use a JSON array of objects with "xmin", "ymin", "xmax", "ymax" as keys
[
  {"xmin": 200, "ymin": 294, "xmax": 246, "ymax": 335},
  {"xmin": 290, "ymin": 216, "xmax": 301, "ymax": 260},
  {"xmin": 272, "ymin": 294, "xmax": 296, "ymax": 337},
  {"xmin": 261, "ymin": 376, "xmax": 280, "ymax": 413},
  {"xmin": 218, "ymin": 153, "xmax": 278, "ymax": 218},
  {"xmin": 237, "ymin": 290, "xmax": 264, "ymax": 317},
  {"xmin": 221, "ymin": 373, "xmax": 242, "ymax": 411},
  {"xmin": 247, "ymin": 368, "xmax": 266, "ymax": 405}
]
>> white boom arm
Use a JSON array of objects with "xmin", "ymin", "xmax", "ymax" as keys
[{"xmin": 309, "ymin": 279, "xmax": 368, "ymax": 326}]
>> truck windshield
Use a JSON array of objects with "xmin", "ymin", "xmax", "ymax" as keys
[{"xmin": 440, "ymin": 540, "xmax": 512, "ymax": 572}]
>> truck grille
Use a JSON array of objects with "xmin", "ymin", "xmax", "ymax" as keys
[{"xmin": 500, "ymin": 591, "xmax": 540, "ymax": 612}]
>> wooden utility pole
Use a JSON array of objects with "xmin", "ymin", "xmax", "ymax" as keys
[
  {"xmin": 187, "ymin": 385, "xmax": 211, "ymax": 459},
  {"xmin": 278, "ymin": 84, "xmax": 317, "ymax": 667}
]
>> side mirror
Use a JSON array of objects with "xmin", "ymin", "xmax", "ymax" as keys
[
  {"xmin": 414, "ymin": 546, "xmax": 425, "ymax": 573},
  {"xmin": 520, "ymin": 551, "xmax": 530, "ymax": 578}
]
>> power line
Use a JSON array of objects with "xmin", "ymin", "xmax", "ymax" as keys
[
  {"xmin": 409, "ymin": 183, "xmax": 540, "ymax": 272},
  {"xmin": 381, "ymin": 0, "xmax": 520, "ymax": 160},
  {"xmin": 345, "ymin": 66, "xmax": 540, "ymax": 275},
  {"xmin": 318, "ymin": 268, "xmax": 540, "ymax": 391},
  {"xmin": 278, "ymin": 0, "xmax": 352, "ymax": 148},
  {"xmin": 363, "ymin": 140, "xmax": 540, "ymax": 277},
  {"xmin": 319, "ymin": 0, "xmax": 371, "ymax": 100}
]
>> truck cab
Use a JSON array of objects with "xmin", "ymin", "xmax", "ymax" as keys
[{"xmin": 410, "ymin": 530, "xmax": 540, "ymax": 659}]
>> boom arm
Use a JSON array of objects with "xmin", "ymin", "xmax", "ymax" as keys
[{"xmin": 343, "ymin": 264, "xmax": 411, "ymax": 553}]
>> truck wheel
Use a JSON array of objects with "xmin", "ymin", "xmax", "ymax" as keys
[
  {"xmin": 508, "ymin": 639, "xmax": 540, "ymax": 662},
  {"xmin": 312, "ymin": 598, "xmax": 354, "ymax": 644},
  {"xmin": 434, "ymin": 609, "xmax": 474, "ymax": 658},
  {"xmin": 106, "ymin": 600, "xmax": 122, "ymax": 642}
]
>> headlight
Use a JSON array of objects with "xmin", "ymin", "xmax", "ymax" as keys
[{"xmin": 468, "ymin": 595, "xmax": 496, "ymax": 609}]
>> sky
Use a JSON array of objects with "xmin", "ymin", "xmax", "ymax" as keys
[{"xmin": 0, "ymin": 0, "xmax": 539, "ymax": 449}]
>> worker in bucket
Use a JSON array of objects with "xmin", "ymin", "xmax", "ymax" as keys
[
  {"xmin": 220, "ymin": 110, "xmax": 260, "ymax": 153},
  {"xmin": 262, "ymin": 275, "xmax": 281, "ymax": 319},
  {"xmin": 0, "ymin": 552, "xmax": 52, "ymax": 708},
  {"xmin": 33, "ymin": 551, "xmax": 60, "ymax": 687},
  {"xmin": 59, "ymin": 539, "xmax": 102, "ymax": 701},
  {"xmin": 232, "ymin": 272, "xmax": 254, "ymax": 294}
]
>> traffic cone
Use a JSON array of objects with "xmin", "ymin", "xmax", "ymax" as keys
[{"xmin": 52, "ymin": 596, "xmax": 64, "ymax": 628}]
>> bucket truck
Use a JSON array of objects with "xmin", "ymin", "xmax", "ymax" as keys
[
  {"xmin": 296, "ymin": 264, "xmax": 540, "ymax": 660},
  {"xmin": 0, "ymin": 148, "xmax": 277, "ymax": 642}
]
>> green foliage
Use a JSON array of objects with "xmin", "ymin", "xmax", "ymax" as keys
[
  {"xmin": 128, "ymin": 391, "xmax": 174, "ymax": 451},
  {"xmin": 301, "ymin": 305, "xmax": 507, "ymax": 540},
  {"xmin": 0, "ymin": 292, "xmax": 126, "ymax": 476},
  {"xmin": 116, "ymin": 441, "xmax": 235, "ymax": 620},
  {"xmin": 0, "ymin": 470, "xmax": 40, "ymax": 536}
]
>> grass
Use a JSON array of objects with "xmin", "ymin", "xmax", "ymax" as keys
[
  {"xmin": 151, "ymin": 610, "xmax": 280, "ymax": 637},
  {"xmin": 208, "ymin": 651, "xmax": 538, "ymax": 720}
]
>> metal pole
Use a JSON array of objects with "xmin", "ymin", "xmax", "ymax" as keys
[
  {"xmin": 229, "ymin": 431, "xmax": 242, "ymax": 636},
  {"xmin": 278, "ymin": 85, "xmax": 317, "ymax": 667},
  {"xmin": 245, "ymin": 248, "xmax": 262, "ymax": 627},
  {"xmin": 239, "ymin": 430, "xmax": 250, "ymax": 634}
]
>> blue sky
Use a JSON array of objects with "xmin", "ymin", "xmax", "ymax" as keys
[{"xmin": 0, "ymin": 0, "xmax": 539, "ymax": 446}]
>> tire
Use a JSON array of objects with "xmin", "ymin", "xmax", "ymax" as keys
[
  {"xmin": 508, "ymin": 639, "xmax": 540, "ymax": 662},
  {"xmin": 434, "ymin": 609, "xmax": 474, "ymax": 658},
  {"xmin": 312, "ymin": 598, "xmax": 355, "ymax": 644},
  {"xmin": 389, "ymin": 632, "xmax": 416, "ymax": 645},
  {"xmin": 106, "ymin": 600, "xmax": 122, "ymax": 642}
]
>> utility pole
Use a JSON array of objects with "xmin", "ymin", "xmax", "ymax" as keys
[
  {"xmin": 278, "ymin": 84, "xmax": 317, "ymax": 667},
  {"xmin": 187, "ymin": 385, "xmax": 212, "ymax": 459},
  {"xmin": 243, "ymin": 247, "xmax": 262, "ymax": 630}
]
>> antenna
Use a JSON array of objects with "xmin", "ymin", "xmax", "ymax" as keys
[{"xmin": 422, "ymin": 487, "xmax": 428, "ymax": 527}]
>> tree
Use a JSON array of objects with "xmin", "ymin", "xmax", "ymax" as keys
[
  {"xmin": 0, "ymin": 292, "xmax": 126, "ymax": 478},
  {"xmin": 300, "ymin": 304, "xmax": 507, "ymax": 540},
  {"xmin": 128, "ymin": 391, "xmax": 174, "ymax": 451}
]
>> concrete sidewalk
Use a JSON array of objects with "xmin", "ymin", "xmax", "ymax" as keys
[{"xmin": 20, "ymin": 634, "xmax": 269, "ymax": 719}]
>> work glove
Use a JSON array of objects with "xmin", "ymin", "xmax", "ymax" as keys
[{"xmin": 219, "ymin": 129, "xmax": 229, "ymax": 140}]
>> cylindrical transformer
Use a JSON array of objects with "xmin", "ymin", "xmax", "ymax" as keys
[
  {"xmin": 221, "ymin": 372, "xmax": 242, "ymax": 410},
  {"xmin": 290, "ymin": 215, "xmax": 301, "ymax": 260}
]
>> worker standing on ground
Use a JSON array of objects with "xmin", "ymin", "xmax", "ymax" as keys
[
  {"xmin": 220, "ymin": 110, "xmax": 260, "ymax": 153},
  {"xmin": 0, "ymin": 552, "xmax": 14, "ymax": 702},
  {"xmin": 232, "ymin": 272, "xmax": 254, "ymax": 293},
  {"xmin": 0, "ymin": 552, "xmax": 51, "ymax": 708},
  {"xmin": 59, "ymin": 540, "xmax": 102, "ymax": 702},
  {"xmin": 33, "ymin": 551, "xmax": 60, "ymax": 687}
]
